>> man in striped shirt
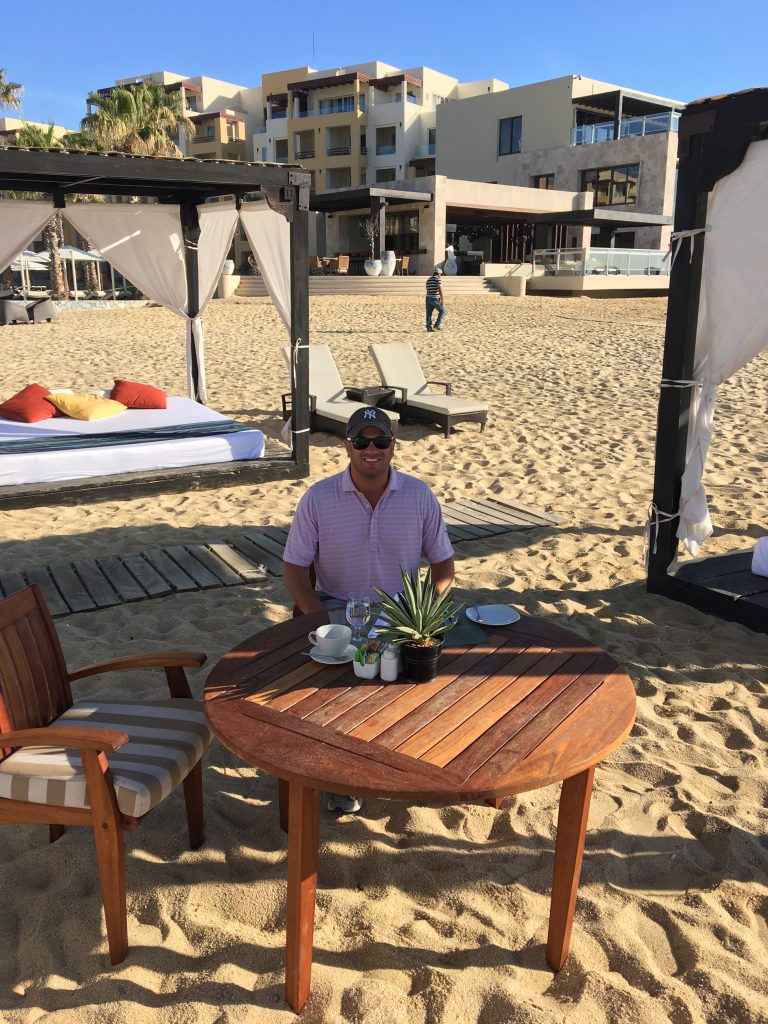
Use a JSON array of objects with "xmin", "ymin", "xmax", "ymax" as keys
[
  {"xmin": 425, "ymin": 266, "xmax": 445, "ymax": 332},
  {"xmin": 284, "ymin": 406, "xmax": 454, "ymax": 614}
]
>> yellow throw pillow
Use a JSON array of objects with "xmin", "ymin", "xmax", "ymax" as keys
[{"xmin": 45, "ymin": 393, "xmax": 128, "ymax": 421}]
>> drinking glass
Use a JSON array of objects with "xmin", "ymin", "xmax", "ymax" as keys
[{"xmin": 346, "ymin": 594, "xmax": 371, "ymax": 646}]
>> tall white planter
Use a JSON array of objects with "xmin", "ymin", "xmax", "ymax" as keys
[
  {"xmin": 380, "ymin": 250, "xmax": 396, "ymax": 277},
  {"xmin": 364, "ymin": 258, "xmax": 382, "ymax": 277}
]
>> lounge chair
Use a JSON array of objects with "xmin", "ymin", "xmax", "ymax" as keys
[
  {"xmin": 0, "ymin": 299, "xmax": 30, "ymax": 325},
  {"xmin": 368, "ymin": 341, "xmax": 488, "ymax": 438},
  {"xmin": 26, "ymin": 297, "xmax": 57, "ymax": 323},
  {"xmin": 281, "ymin": 343, "xmax": 399, "ymax": 436},
  {"xmin": 0, "ymin": 586, "xmax": 209, "ymax": 965}
]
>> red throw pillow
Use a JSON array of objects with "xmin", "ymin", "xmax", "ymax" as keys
[
  {"xmin": 111, "ymin": 379, "xmax": 168, "ymax": 410},
  {"xmin": 0, "ymin": 383, "xmax": 57, "ymax": 423}
]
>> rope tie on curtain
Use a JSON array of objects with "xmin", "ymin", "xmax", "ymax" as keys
[
  {"xmin": 660, "ymin": 378, "xmax": 701, "ymax": 388},
  {"xmin": 666, "ymin": 227, "xmax": 709, "ymax": 268},
  {"xmin": 643, "ymin": 502, "xmax": 679, "ymax": 567}
]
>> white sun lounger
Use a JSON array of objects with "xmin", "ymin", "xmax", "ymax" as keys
[
  {"xmin": 368, "ymin": 341, "xmax": 487, "ymax": 437},
  {"xmin": 281, "ymin": 344, "xmax": 399, "ymax": 436}
]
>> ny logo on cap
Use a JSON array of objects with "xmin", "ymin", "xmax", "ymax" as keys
[{"xmin": 363, "ymin": 408, "xmax": 378, "ymax": 420}]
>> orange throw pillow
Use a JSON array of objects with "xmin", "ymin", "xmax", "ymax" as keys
[
  {"xmin": 111, "ymin": 379, "xmax": 168, "ymax": 410},
  {"xmin": 0, "ymin": 383, "xmax": 57, "ymax": 423}
]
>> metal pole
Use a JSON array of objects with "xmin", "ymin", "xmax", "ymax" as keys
[{"xmin": 180, "ymin": 202, "xmax": 202, "ymax": 402}]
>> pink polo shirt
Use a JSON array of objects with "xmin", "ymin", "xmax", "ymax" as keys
[{"xmin": 284, "ymin": 466, "xmax": 454, "ymax": 602}]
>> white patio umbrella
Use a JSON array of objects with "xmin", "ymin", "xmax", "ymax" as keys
[{"xmin": 9, "ymin": 250, "xmax": 50, "ymax": 298}]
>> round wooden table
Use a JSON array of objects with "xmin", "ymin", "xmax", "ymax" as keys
[{"xmin": 204, "ymin": 611, "xmax": 635, "ymax": 1013}]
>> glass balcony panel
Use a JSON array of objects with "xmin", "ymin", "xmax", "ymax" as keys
[
  {"xmin": 376, "ymin": 144, "xmax": 396, "ymax": 155},
  {"xmin": 533, "ymin": 248, "xmax": 669, "ymax": 276}
]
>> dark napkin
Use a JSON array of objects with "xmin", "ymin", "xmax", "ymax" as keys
[{"xmin": 443, "ymin": 612, "xmax": 487, "ymax": 646}]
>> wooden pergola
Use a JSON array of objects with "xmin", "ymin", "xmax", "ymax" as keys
[
  {"xmin": 0, "ymin": 147, "xmax": 312, "ymax": 507},
  {"xmin": 647, "ymin": 88, "xmax": 768, "ymax": 632}
]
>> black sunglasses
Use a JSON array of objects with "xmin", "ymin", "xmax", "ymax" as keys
[{"xmin": 348, "ymin": 435, "xmax": 393, "ymax": 450}]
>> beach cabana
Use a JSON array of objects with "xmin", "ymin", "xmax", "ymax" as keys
[
  {"xmin": 647, "ymin": 88, "xmax": 768, "ymax": 632},
  {"xmin": 0, "ymin": 148, "xmax": 311, "ymax": 508}
]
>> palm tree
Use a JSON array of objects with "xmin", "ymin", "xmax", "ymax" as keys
[
  {"xmin": 82, "ymin": 82, "xmax": 193, "ymax": 157},
  {"xmin": 0, "ymin": 69, "xmax": 23, "ymax": 112},
  {"xmin": 14, "ymin": 123, "xmax": 67, "ymax": 297}
]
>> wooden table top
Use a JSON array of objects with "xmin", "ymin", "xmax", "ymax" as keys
[{"xmin": 204, "ymin": 612, "xmax": 636, "ymax": 803}]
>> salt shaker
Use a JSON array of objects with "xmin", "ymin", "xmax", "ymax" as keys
[{"xmin": 380, "ymin": 645, "xmax": 399, "ymax": 681}]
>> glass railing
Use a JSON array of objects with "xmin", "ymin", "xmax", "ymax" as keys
[
  {"xmin": 376, "ymin": 144, "xmax": 396, "ymax": 155},
  {"xmin": 253, "ymin": 126, "xmax": 267, "ymax": 134},
  {"xmin": 294, "ymin": 108, "xmax": 315, "ymax": 119},
  {"xmin": 571, "ymin": 111, "xmax": 680, "ymax": 145},
  {"xmin": 274, "ymin": 155, "xmax": 289, "ymax": 163},
  {"xmin": 532, "ymin": 247, "xmax": 670, "ymax": 276},
  {"xmin": 414, "ymin": 143, "xmax": 436, "ymax": 157},
  {"xmin": 269, "ymin": 110, "xmax": 287, "ymax": 120}
]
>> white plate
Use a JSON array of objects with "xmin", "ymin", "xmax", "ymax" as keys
[
  {"xmin": 310, "ymin": 644, "xmax": 357, "ymax": 665},
  {"xmin": 466, "ymin": 605, "xmax": 521, "ymax": 626}
]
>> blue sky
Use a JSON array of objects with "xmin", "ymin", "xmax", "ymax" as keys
[{"xmin": 3, "ymin": 0, "xmax": 766, "ymax": 128}]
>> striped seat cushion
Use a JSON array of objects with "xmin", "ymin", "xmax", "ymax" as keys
[{"xmin": 0, "ymin": 699, "xmax": 211, "ymax": 819}]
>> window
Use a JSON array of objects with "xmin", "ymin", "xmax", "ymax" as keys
[
  {"xmin": 531, "ymin": 173, "xmax": 554, "ymax": 189},
  {"xmin": 318, "ymin": 96, "xmax": 355, "ymax": 115},
  {"xmin": 376, "ymin": 167, "xmax": 397, "ymax": 183},
  {"xmin": 498, "ymin": 116, "xmax": 521, "ymax": 155},
  {"xmin": 581, "ymin": 164, "xmax": 640, "ymax": 206}
]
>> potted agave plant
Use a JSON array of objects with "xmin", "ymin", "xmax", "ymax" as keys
[{"xmin": 374, "ymin": 568, "xmax": 462, "ymax": 682}]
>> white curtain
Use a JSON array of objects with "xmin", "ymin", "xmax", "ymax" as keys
[
  {"xmin": 63, "ymin": 202, "xmax": 238, "ymax": 402},
  {"xmin": 0, "ymin": 200, "xmax": 55, "ymax": 274},
  {"xmin": 239, "ymin": 199, "xmax": 291, "ymax": 330},
  {"xmin": 676, "ymin": 139, "xmax": 768, "ymax": 554}
]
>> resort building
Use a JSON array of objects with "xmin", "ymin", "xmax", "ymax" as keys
[
  {"xmin": 0, "ymin": 118, "xmax": 72, "ymax": 143},
  {"xmin": 256, "ymin": 62, "xmax": 507, "ymax": 194},
  {"xmin": 90, "ymin": 71, "xmax": 264, "ymax": 161},
  {"xmin": 435, "ymin": 74, "xmax": 683, "ymax": 250}
]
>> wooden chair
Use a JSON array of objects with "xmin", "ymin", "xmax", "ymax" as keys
[
  {"xmin": 0, "ymin": 586, "xmax": 210, "ymax": 965},
  {"xmin": 395, "ymin": 255, "xmax": 410, "ymax": 276},
  {"xmin": 310, "ymin": 256, "xmax": 326, "ymax": 276},
  {"xmin": 335, "ymin": 255, "xmax": 349, "ymax": 275}
]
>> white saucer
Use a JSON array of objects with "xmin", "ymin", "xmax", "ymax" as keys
[
  {"xmin": 310, "ymin": 644, "xmax": 357, "ymax": 665},
  {"xmin": 466, "ymin": 605, "xmax": 521, "ymax": 626}
]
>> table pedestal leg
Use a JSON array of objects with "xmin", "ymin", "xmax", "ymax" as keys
[
  {"xmin": 285, "ymin": 782, "xmax": 320, "ymax": 1013},
  {"xmin": 546, "ymin": 765, "xmax": 594, "ymax": 971}
]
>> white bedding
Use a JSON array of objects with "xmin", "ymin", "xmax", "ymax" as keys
[{"xmin": 0, "ymin": 396, "xmax": 265, "ymax": 486}]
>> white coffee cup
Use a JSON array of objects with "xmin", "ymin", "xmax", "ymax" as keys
[{"xmin": 308, "ymin": 623, "xmax": 352, "ymax": 657}]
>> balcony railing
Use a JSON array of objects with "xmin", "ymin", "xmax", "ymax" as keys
[
  {"xmin": 327, "ymin": 144, "xmax": 351, "ymax": 156},
  {"xmin": 274, "ymin": 155, "xmax": 289, "ymax": 163},
  {"xmin": 414, "ymin": 143, "xmax": 436, "ymax": 158},
  {"xmin": 294, "ymin": 108, "xmax": 315, "ymax": 119},
  {"xmin": 253, "ymin": 126, "xmax": 267, "ymax": 134},
  {"xmin": 533, "ymin": 247, "xmax": 670, "ymax": 276},
  {"xmin": 571, "ymin": 111, "xmax": 680, "ymax": 146},
  {"xmin": 295, "ymin": 149, "xmax": 315, "ymax": 160},
  {"xmin": 376, "ymin": 144, "xmax": 396, "ymax": 155}
]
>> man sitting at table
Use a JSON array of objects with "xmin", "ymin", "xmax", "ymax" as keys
[{"xmin": 283, "ymin": 406, "xmax": 455, "ymax": 813}]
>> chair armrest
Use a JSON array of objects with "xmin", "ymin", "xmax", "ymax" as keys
[
  {"xmin": 0, "ymin": 726, "xmax": 128, "ymax": 753},
  {"xmin": 68, "ymin": 651, "xmax": 206, "ymax": 682},
  {"xmin": 426, "ymin": 380, "xmax": 453, "ymax": 396},
  {"xmin": 69, "ymin": 652, "xmax": 206, "ymax": 699},
  {"xmin": 386, "ymin": 385, "xmax": 408, "ymax": 403},
  {"xmin": 281, "ymin": 392, "xmax": 292, "ymax": 417}
]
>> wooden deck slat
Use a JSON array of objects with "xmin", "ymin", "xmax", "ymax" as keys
[
  {"xmin": 450, "ymin": 498, "xmax": 542, "ymax": 528},
  {"xmin": 0, "ymin": 573, "xmax": 27, "ymax": 598},
  {"xmin": 163, "ymin": 546, "xmax": 223, "ymax": 589},
  {"xmin": 243, "ymin": 530, "xmax": 289, "ymax": 560},
  {"xmin": 48, "ymin": 563, "xmax": 97, "ymax": 613},
  {"xmin": 182, "ymin": 544, "xmax": 245, "ymax": 586},
  {"xmin": 443, "ymin": 501, "xmax": 510, "ymax": 533},
  {"xmin": 94, "ymin": 556, "xmax": 148, "ymax": 602},
  {"xmin": 119, "ymin": 554, "xmax": 173, "ymax": 597},
  {"xmin": 207, "ymin": 543, "xmax": 266, "ymax": 582},
  {"xmin": 475, "ymin": 496, "xmax": 564, "ymax": 526},
  {"xmin": 21, "ymin": 567, "xmax": 70, "ymax": 617},
  {"xmin": 143, "ymin": 549, "xmax": 198, "ymax": 592},
  {"xmin": 233, "ymin": 535, "xmax": 284, "ymax": 576},
  {"xmin": 73, "ymin": 559, "xmax": 122, "ymax": 609}
]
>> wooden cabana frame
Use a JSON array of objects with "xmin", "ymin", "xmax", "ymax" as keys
[
  {"xmin": 646, "ymin": 89, "xmax": 768, "ymax": 632},
  {"xmin": 0, "ymin": 147, "xmax": 311, "ymax": 508}
]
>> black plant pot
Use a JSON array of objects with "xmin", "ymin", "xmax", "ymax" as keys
[{"xmin": 402, "ymin": 641, "xmax": 443, "ymax": 682}]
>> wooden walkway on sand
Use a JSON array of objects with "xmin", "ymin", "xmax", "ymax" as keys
[{"xmin": 0, "ymin": 497, "xmax": 563, "ymax": 619}]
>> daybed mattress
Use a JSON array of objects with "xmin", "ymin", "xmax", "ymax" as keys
[{"xmin": 0, "ymin": 396, "xmax": 265, "ymax": 486}]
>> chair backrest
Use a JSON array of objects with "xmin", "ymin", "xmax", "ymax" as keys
[
  {"xmin": 0, "ymin": 587, "xmax": 72, "ymax": 753},
  {"xmin": 310, "ymin": 256, "xmax": 324, "ymax": 270},
  {"xmin": 400, "ymin": 255, "xmax": 410, "ymax": 273},
  {"xmin": 368, "ymin": 342, "xmax": 428, "ymax": 394},
  {"xmin": 336, "ymin": 255, "xmax": 349, "ymax": 273},
  {"xmin": 282, "ymin": 344, "xmax": 345, "ymax": 401}
]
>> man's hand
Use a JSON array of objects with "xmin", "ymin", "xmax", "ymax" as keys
[{"xmin": 284, "ymin": 561, "xmax": 326, "ymax": 615}]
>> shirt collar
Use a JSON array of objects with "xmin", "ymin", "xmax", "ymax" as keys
[{"xmin": 342, "ymin": 465, "xmax": 401, "ymax": 492}]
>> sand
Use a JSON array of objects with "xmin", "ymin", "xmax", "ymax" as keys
[{"xmin": 0, "ymin": 293, "xmax": 766, "ymax": 1024}]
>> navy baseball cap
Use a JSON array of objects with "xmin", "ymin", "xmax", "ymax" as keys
[{"xmin": 346, "ymin": 406, "xmax": 394, "ymax": 439}]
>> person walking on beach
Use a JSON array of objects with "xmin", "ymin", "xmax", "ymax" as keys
[
  {"xmin": 283, "ymin": 405, "xmax": 455, "ymax": 814},
  {"xmin": 425, "ymin": 266, "xmax": 445, "ymax": 332}
]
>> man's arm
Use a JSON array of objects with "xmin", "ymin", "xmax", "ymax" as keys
[
  {"xmin": 430, "ymin": 556, "xmax": 454, "ymax": 594},
  {"xmin": 284, "ymin": 561, "xmax": 326, "ymax": 615}
]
